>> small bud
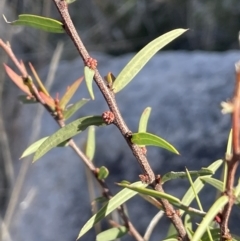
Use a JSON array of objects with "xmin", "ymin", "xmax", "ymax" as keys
[
  {"xmin": 85, "ymin": 57, "xmax": 97, "ymax": 70},
  {"xmin": 104, "ymin": 72, "xmax": 116, "ymax": 89},
  {"xmin": 139, "ymin": 174, "xmax": 150, "ymax": 184},
  {"xmin": 102, "ymin": 111, "xmax": 115, "ymax": 125}
]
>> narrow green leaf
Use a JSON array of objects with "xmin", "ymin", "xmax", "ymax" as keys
[
  {"xmin": 92, "ymin": 197, "xmax": 108, "ymax": 205},
  {"xmin": 138, "ymin": 107, "xmax": 152, "ymax": 147},
  {"xmin": 66, "ymin": 0, "xmax": 77, "ymax": 4},
  {"xmin": 77, "ymin": 181, "xmax": 147, "ymax": 239},
  {"xmin": 184, "ymin": 214, "xmax": 192, "ymax": 231},
  {"xmin": 20, "ymin": 137, "xmax": 69, "ymax": 159},
  {"xmin": 175, "ymin": 204, "xmax": 206, "ymax": 217},
  {"xmin": 226, "ymin": 129, "xmax": 232, "ymax": 160},
  {"xmin": 201, "ymin": 228, "xmax": 221, "ymax": 241},
  {"xmin": 63, "ymin": 98, "xmax": 90, "ymax": 120},
  {"xmin": 161, "ymin": 168, "xmax": 213, "ymax": 184},
  {"xmin": 117, "ymin": 183, "xmax": 180, "ymax": 205},
  {"xmin": 33, "ymin": 116, "xmax": 105, "ymax": 162},
  {"xmin": 181, "ymin": 159, "xmax": 223, "ymax": 215},
  {"xmin": 97, "ymin": 166, "xmax": 109, "ymax": 180},
  {"xmin": 166, "ymin": 225, "xmax": 177, "ymax": 239},
  {"xmin": 186, "ymin": 229, "xmax": 194, "ymax": 241},
  {"xmin": 131, "ymin": 132, "xmax": 179, "ymax": 154},
  {"xmin": 201, "ymin": 229, "xmax": 240, "ymax": 241},
  {"xmin": 20, "ymin": 137, "xmax": 48, "ymax": 159},
  {"xmin": 186, "ymin": 168, "xmax": 203, "ymax": 211},
  {"xmin": 138, "ymin": 107, "xmax": 152, "ymax": 132},
  {"xmin": 96, "ymin": 226, "xmax": 128, "ymax": 241},
  {"xmin": 29, "ymin": 62, "xmax": 50, "ymax": 96},
  {"xmin": 234, "ymin": 179, "xmax": 240, "ymax": 208},
  {"xmin": 84, "ymin": 66, "xmax": 95, "ymax": 100},
  {"xmin": 3, "ymin": 14, "xmax": 64, "ymax": 33},
  {"xmin": 184, "ymin": 214, "xmax": 193, "ymax": 240},
  {"xmin": 18, "ymin": 95, "xmax": 37, "ymax": 104},
  {"xmin": 186, "ymin": 168, "xmax": 214, "ymax": 241},
  {"xmin": 162, "ymin": 234, "xmax": 178, "ymax": 241},
  {"xmin": 112, "ymin": 29, "xmax": 187, "ymax": 93},
  {"xmin": 59, "ymin": 77, "xmax": 83, "ymax": 109},
  {"xmin": 191, "ymin": 196, "xmax": 229, "ymax": 241},
  {"xmin": 138, "ymin": 193, "xmax": 162, "ymax": 209},
  {"xmin": 200, "ymin": 177, "xmax": 224, "ymax": 192},
  {"xmin": 222, "ymin": 161, "xmax": 228, "ymax": 194},
  {"xmin": 85, "ymin": 126, "xmax": 95, "ymax": 161}
]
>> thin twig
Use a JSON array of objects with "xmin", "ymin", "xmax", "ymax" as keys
[
  {"xmin": 220, "ymin": 62, "xmax": 240, "ymax": 240},
  {"xmin": 144, "ymin": 210, "xmax": 164, "ymax": 241},
  {"xmin": 68, "ymin": 140, "xmax": 144, "ymax": 241},
  {"xmin": 52, "ymin": 1, "xmax": 188, "ymax": 240},
  {"xmin": 1, "ymin": 40, "xmax": 62, "ymax": 231}
]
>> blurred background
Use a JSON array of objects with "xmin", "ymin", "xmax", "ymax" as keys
[
  {"xmin": 1, "ymin": 0, "xmax": 240, "ymax": 241},
  {"xmin": 3, "ymin": 0, "xmax": 240, "ymax": 63}
]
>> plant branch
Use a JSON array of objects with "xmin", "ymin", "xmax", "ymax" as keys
[
  {"xmin": 68, "ymin": 140, "xmax": 144, "ymax": 241},
  {"xmin": 52, "ymin": 1, "xmax": 188, "ymax": 240},
  {"xmin": 52, "ymin": 0, "xmax": 156, "ymax": 182},
  {"xmin": 220, "ymin": 62, "xmax": 240, "ymax": 240},
  {"xmin": 1, "ymin": 40, "xmax": 143, "ymax": 241},
  {"xmin": 144, "ymin": 210, "xmax": 164, "ymax": 241}
]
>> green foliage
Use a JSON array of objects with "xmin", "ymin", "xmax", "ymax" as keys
[
  {"xmin": 84, "ymin": 66, "xmax": 95, "ymax": 100},
  {"xmin": 3, "ymin": 5, "xmax": 240, "ymax": 241},
  {"xmin": 117, "ymin": 182, "xmax": 181, "ymax": 205},
  {"xmin": 20, "ymin": 137, "xmax": 48, "ymax": 159},
  {"xmin": 177, "ymin": 159, "xmax": 223, "ymax": 221},
  {"xmin": 112, "ymin": 29, "xmax": 187, "ymax": 93},
  {"xmin": 97, "ymin": 166, "xmax": 109, "ymax": 180},
  {"xmin": 138, "ymin": 107, "xmax": 151, "ymax": 133},
  {"xmin": 200, "ymin": 177, "xmax": 224, "ymax": 192},
  {"xmin": 161, "ymin": 168, "xmax": 213, "ymax": 184},
  {"xmin": 85, "ymin": 126, "xmax": 95, "ymax": 161},
  {"xmin": 77, "ymin": 182, "xmax": 147, "ymax": 239},
  {"xmin": 63, "ymin": 99, "xmax": 90, "ymax": 120},
  {"xmin": 131, "ymin": 132, "xmax": 179, "ymax": 154},
  {"xmin": 33, "ymin": 116, "xmax": 105, "ymax": 162},
  {"xmin": 59, "ymin": 77, "xmax": 83, "ymax": 109},
  {"xmin": 3, "ymin": 14, "xmax": 64, "ymax": 33},
  {"xmin": 191, "ymin": 196, "xmax": 229, "ymax": 241},
  {"xmin": 96, "ymin": 226, "xmax": 128, "ymax": 241}
]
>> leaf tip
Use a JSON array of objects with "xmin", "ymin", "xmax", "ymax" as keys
[
  {"xmin": 2, "ymin": 14, "xmax": 9, "ymax": 23},
  {"xmin": 32, "ymin": 155, "xmax": 38, "ymax": 163},
  {"xmin": 76, "ymin": 232, "xmax": 82, "ymax": 240}
]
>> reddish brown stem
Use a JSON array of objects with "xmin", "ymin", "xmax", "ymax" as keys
[
  {"xmin": 52, "ymin": 1, "xmax": 188, "ymax": 240},
  {"xmin": 220, "ymin": 62, "xmax": 240, "ymax": 240}
]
